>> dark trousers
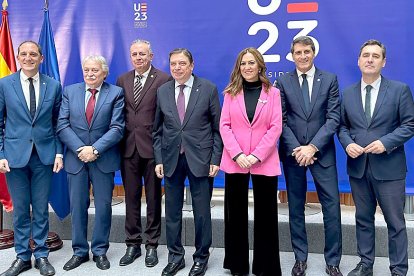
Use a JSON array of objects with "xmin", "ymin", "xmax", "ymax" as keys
[
  {"xmin": 350, "ymin": 162, "xmax": 408, "ymax": 275},
  {"xmin": 6, "ymin": 150, "xmax": 53, "ymax": 261},
  {"xmin": 223, "ymin": 173, "xmax": 281, "ymax": 276},
  {"xmin": 164, "ymin": 153, "xmax": 212, "ymax": 264},
  {"xmin": 67, "ymin": 163, "xmax": 114, "ymax": 257},
  {"xmin": 283, "ymin": 161, "xmax": 342, "ymax": 266},
  {"xmin": 121, "ymin": 148, "xmax": 161, "ymax": 249}
]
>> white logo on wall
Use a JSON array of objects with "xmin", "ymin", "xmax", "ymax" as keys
[{"xmin": 134, "ymin": 2, "xmax": 148, "ymax": 28}]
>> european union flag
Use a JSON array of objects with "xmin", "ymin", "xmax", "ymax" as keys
[{"xmin": 38, "ymin": 5, "xmax": 70, "ymax": 220}]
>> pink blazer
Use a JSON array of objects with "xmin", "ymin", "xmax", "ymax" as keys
[{"xmin": 220, "ymin": 85, "xmax": 282, "ymax": 176}]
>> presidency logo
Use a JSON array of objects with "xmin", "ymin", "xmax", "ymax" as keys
[{"xmin": 133, "ymin": 2, "xmax": 148, "ymax": 28}]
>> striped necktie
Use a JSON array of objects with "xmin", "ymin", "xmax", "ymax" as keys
[{"xmin": 133, "ymin": 75, "xmax": 143, "ymax": 105}]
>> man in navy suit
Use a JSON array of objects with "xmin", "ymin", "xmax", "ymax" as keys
[
  {"xmin": 0, "ymin": 41, "xmax": 63, "ymax": 276},
  {"xmin": 57, "ymin": 55, "xmax": 124, "ymax": 271},
  {"xmin": 339, "ymin": 39, "xmax": 414, "ymax": 276},
  {"xmin": 153, "ymin": 48, "xmax": 222, "ymax": 276},
  {"xmin": 276, "ymin": 36, "xmax": 342, "ymax": 276}
]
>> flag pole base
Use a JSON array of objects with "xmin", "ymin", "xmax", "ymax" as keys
[
  {"xmin": 30, "ymin": 232, "xmax": 63, "ymax": 252},
  {"xmin": 0, "ymin": 229, "xmax": 14, "ymax": 250}
]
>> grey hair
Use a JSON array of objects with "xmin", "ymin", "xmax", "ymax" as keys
[
  {"xmin": 82, "ymin": 55, "xmax": 109, "ymax": 74},
  {"xmin": 131, "ymin": 39, "xmax": 153, "ymax": 54}
]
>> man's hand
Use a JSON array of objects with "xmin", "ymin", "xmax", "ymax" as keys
[
  {"xmin": 155, "ymin": 164, "xmax": 164, "ymax": 179},
  {"xmin": 346, "ymin": 143, "xmax": 365, "ymax": 158},
  {"xmin": 209, "ymin": 165, "xmax": 220, "ymax": 177},
  {"xmin": 53, "ymin": 157, "xmax": 64, "ymax": 173},
  {"xmin": 0, "ymin": 159, "xmax": 10, "ymax": 173},
  {"xmin": 77, "ymin": 146, "xmax": 98, "ymax": 163},
  {"xmin": 246, "ymin": 155, "xmax": 259, "ymax": 166},
  {"xmin": 235, "ymin": 154, "xmax": 251, "ymax": 169},
  {"xmin": 293, "ymin": 145, "xmax": 317, "ymax": 166},
  {"xmin": 364, "ymin": 140, "xmax": 386, "ymax": 154}
]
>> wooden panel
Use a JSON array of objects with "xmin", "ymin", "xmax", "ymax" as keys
[{"xmin": 279, "ymin": 191, "xmax": 355, "ymax": 206}]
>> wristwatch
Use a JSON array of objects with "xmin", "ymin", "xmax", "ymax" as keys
[{"xmin": 92, "ymin": 146, "xmax": 100, "ymax": 157}]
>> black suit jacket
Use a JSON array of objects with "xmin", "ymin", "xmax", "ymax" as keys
[
  {"xmin": 338, "ymin": 77, "xmax": 414, "ymax": 180},
  {"xmin": 276, "ymin": 68, "xmax": 340, "ymax": 167},
  {"xmin": 116, "ymin": 66, "xmax": 172, "ymax": 159},
  {"xmin": 153, "ymin": 75, "xmax": 223, "ymax": 178}
]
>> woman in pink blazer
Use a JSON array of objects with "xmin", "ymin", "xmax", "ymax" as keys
[{"xmin": 220, "ymin": 47, "xmax": 282, "ymax": 276}]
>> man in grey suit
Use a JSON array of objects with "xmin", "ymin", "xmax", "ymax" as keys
[
  {"xmin": 0, "ymin": 41, "xmax": 63, "ymax": 276},
  {"xmin": 276, "ymin": 36, "xmax": 342, "ymax": 276},
  {"xmin": 153, "ymin": 48, "xmax": 222, "ymax": 276},
  {"xmin": 57, "ymin": 55, "xmax": 124, "ymax": 271},
  {"xmin": 339, "ymin": 39, "xmax": 414, "ymax": 276}
]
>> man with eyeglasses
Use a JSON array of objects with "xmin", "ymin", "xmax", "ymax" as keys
[{"xmin": 0, "ymin": 41, "xmax": 63, "ymax": 276}]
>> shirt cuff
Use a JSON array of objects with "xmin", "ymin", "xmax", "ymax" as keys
[{"xmin": 55, "ymin": 154, "xmax": 63, "ymax": 158}]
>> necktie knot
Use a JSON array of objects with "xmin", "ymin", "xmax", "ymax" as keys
[
  {"xmin": 28, "ymin": 77, "xmax": 34, "ymax": 84},
  {"xmin": 179, "ymin": 84, "xmax": 186, "ymax": 93},
  {"xmin": 366, "ymin": 85, "xmax": 372, "ymax": 93},
  {"xmin": 88, "ymin": 88, "xmax": 98, "ymax": 97},
  {"xmin": 302, "ymin": 74, "xmax": 307, "ymax": 81}
]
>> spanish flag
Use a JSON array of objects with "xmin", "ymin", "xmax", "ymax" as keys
[{"xmin": 0, "ymin": 0, "xmax": 16, "ymax": 212}]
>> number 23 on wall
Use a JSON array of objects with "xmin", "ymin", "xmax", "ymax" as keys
[{"xmin": 247, "ymin": 0, "xmax": 320, "ymax": 63}]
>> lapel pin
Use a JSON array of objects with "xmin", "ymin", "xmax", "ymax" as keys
[
  {"xmin": 196, "ymin": 89, "xmax": 199, "ymax": 92},
  {"xmin": 150, "ymin": 75, "xmax": 154, "ymax": 78},
  {"xmin": 258, "ymin": 99, "xmax": 268, "ymax": 104},
  {"xmin": 317, "ymin": 79, "xmax": 320, "ymax": 82}
]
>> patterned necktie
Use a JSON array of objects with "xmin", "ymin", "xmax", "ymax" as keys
[
  {"xmin": 133, "ymin": 75, "xmax": 143, "ymax": 105},
  {"xmin": 301, "ymin": 74, "xmax": 310, "ymax": 113},
  {"xmin": 86, "ymin": 88, "xmax": 98, "ymax": 126},
  {"xmin": 365, "ymin": 85, "xmax": 372, "ymax": 123},
  {"xmin": 177, "ymin": 84, "xmax": 186, "ymax": 123},
  {"xmin": 28, "ymin": 77, "xmax": 36, "ymax": 119}
]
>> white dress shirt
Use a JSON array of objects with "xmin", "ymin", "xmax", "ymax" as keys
[
  {"xmin": 361, "ymin": 76, "xmax": 381, "ymax": 118},
  {"xmin": 174, "ymin": 75, "xmax": 194, "ymax": 111},
  {"xmin": 296, "ymin": 65, "xmax": 316, "ymax": 98}
]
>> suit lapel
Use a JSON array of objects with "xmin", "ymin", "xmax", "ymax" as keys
[
  {"xmin": 288, "ymin": 71, "xmax": 308, "ymax": 117},
  {"xmin": 308, "ymin": 69, "xmax": 322, "ymax": 116},
  {"xmin": 182, "ymin": 77, "xmax": 201, "ymax": 127},
  {"xmin": 34, "ymin": 75, "xmax": 47, "ymax": 121},
  {"xmin": 124, "ymin": 71, "xmax": 135, "ymax": 108},
  {"xmin": 251, "ymin": 86, "xmax": 269, "ymax": 125},
  {"xmin": 167, "ymin": 82, "xmax": 181, "ymax": 126},
  {"xmin": 11, "ymin": 72, "xmax": 31, "ymax": 119},
  {"xmin": 136, "ymin": 67, "xmax": 156, "ymax": 107},
  {"xmin": 353, "ymin": 82, "xmax": 367, "ymax": 125},
  {"xmin": 371, "ymin": 77, "xmax": 388, "ymax": 124},
  {"xmin": 76, "ymin": 83, "xmax": 89, "ymax": 126},
  {"xmin": 236, "ymin": 91, "xmax": 249, "ymax": 123}
]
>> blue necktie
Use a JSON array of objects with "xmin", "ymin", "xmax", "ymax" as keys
[
  {"xmin": 301, "ymin": 74, "xmax": 310, "ymax": 113},
  {"xmin": 365, "ymin": 85, "xmax": 372, "ymax": 123},
  {"xmin": 28, "ymin": 77, "xmax": 36, "ymax": 119}
]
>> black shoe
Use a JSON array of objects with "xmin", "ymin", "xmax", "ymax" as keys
[
  {"xmin": 188, "ymin": 262, "xmax": 208, "ymax": 276},
  {"xmin": 292, "ymin": 260, "xmax": 307, "ymax": 276},
  {"xmin": 326, "ymin": 265, "xmax": 343, "ymax": 276},
  {"xmin": 34, "ymin": 258, "xmax": 55, "ymax": 276},
  {"xmin": 347, "ymin": 262, "xmax": 373, "ymax": 276},
  {"xmin": 145, "ymin": 248, "xmax": 158, "ymax": 267},
  {"xmin": 63, "ymin": 255, "xmax": 90, "ymax": 271},
  {"xmin": 0, "ymin": 258, "xmax": 32, "ymax": 276},
  {"xmin": 161, "ymin": 259, "xmax": 185, "ymax": 276},
  {"xmin": 119, "ymin": 246, "xmax": 141, "ymax": 266},
  {"xmin": 93, "ymin": 255, "xmax": 110, "ymax": 270}
]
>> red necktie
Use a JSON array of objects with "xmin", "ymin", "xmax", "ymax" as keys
[{"xmin": 86, "ymin": 88, "xmax": 98, "ymax": 126}]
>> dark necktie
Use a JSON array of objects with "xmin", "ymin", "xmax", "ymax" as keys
[
  {"xmin": 177, "ymin": 84, "xmax": 186, "ymax": 123},
  {"xmin": 365, "ymin": 85, "xmax": 372, "ymax": 123},
  {"xmin": 28, "ymin": 77, "xmax": 36, "ymax": 119},
  {"xmin": 301, "ymin": 74, "xmax": 310, "ymax": 112},
  {"xmin": 133, "ymin": 75, "xmax": 143, "ymax": 105},
  {"xmin": 86, "ymin": 88, "xmax": 98, "ymax": 126}
]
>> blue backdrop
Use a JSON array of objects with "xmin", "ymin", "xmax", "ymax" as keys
[{"xmin": 6, "ymin": 0, "xmax": 414, "ymax": 191}]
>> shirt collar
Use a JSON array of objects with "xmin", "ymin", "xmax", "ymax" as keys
[
  {"xmin": 296, "ymin": 65, "xmax": 316, "ymax": 78},
  {"xmin": 135, "ymin": 65, "xmax": 152, "ymax": 79},
  {"xmin": 175, "ymin": 75, "xmax": 194, "ymax": 90},
  {"xmin": 85, "ymin": 83, "xmax": 103, "ymax": 93},
  {"xmin": 20, "ymin": 70, "xmax": 40, "ymax": 82},
  {"xmin": 361, "ymin": 76, "xmax": 382, "ymax": 91}
]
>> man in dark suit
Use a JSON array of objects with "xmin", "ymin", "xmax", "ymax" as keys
[
  {"xmin": 153, "ymin": 48, "xmax": 222, "ymax": 276},
  {"xmin": 57, "ymin": 55, "xmax": 124, "ymax": 271},
  {"xmin": 276, "ymin": 36, "xmax": 342, "ymax": 276},
  {"xmin": 339, "ymin": 39, "xmax": 414, "ymax": 276},
  {"xmin": 116, "ymin": 39, "xmax": 171, "ymax": 267},
  {"xmin": 0, "ymin": 41, "xmax": 63, "ymax": 276}
]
